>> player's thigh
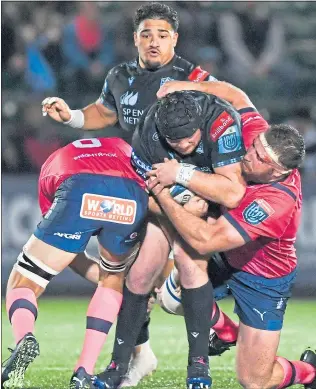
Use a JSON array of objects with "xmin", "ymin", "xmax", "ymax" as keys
[
  {"xmin": 97, "ymin": 175, "xmax": 148, "ymax": 258},
  {"xmin": 69, "ymin": 251, "xmax": 101, "ymax": 284},
  {"xmin": 172, "ymin": 238, "xmax": 209, "ymax": 273},
  {"xmin": 24, "ymin": 234, "xmax": 77, "ymax": 271},
  {"xmin": 236, "ymin": 322, "xmax": 281, "ymax": 386},
  {"xmin": 227, "ymin": 270, "xmax": 296, "ymax": 332},
  {"xmin": 8, "ymin": 235, "xmax": 77, "ymax": 296},
  {"xmin": 34, "ymin": 174, "xmax": 108, "ymax": 255},
  {"xmin": 126, "ymin": 216, "xmax": 171, "ymax": 291}
]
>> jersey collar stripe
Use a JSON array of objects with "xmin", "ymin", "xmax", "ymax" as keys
[
  {"xmin": 223, "ymin": 213, "xmax": 252, "ymax": 243},
  {"xmin": 238, "ymin": 107, "xmax": 257, "ymax": 114},
  {"xmin": 271, "ymin": 183, "xmax": 297, "ymax": 201}
]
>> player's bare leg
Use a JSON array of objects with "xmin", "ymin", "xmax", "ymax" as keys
[
  {"xmin": 71, "ymin": 244, "xmax": 139, "ymax": 389},
  {"xmin": 94, "ymin": 219, "xmax": 171, "ymax": 389},
  {"xmin": 2, "ymin": 235, "xmax": 76, "ymax": 388},
  {"xmin": 236, "ymin": 322, "xmax": 316, "ymax": 389},
  {"xmin": 69, "ymin": 251, "xmax": 101, "ymax": 284},
  {"xmin": 69, "ymin": 246, "xmax": 160, "ymax": 388}
]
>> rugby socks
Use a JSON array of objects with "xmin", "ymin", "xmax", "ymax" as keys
[
  {"xmin": 112, "ymin": 285, "xmax": 150, "ymax": 366},
  {"xmin": 276, "ymin": 356, "xmax": 316, "ymax": 388},
  {"xmin": 75, "ymin": 287, "xmax": 122, "ymax": 375},
  {"xmin": 135, "ymin": 314, "xmax": 150, "ymax": 346},
  {"xmin": 6, "ymin": 288, "xmax": 38, "ymax": 344},
  {"xmin": 181, "ymin": 280, "xmax": 213, "ymax": 359},
  {"xmin": 211, "ymin": 302, "xmax": 239, "ymax": 343}
]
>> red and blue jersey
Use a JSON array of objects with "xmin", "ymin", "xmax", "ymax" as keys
[
  {"xmin": 239, "ymin": 107, "xmax": 270, "ymax": 148},
  {"xmin": 222, "ymin": 107, "xmax": 302, "ymax": 278},
  {"xmin": 224, "ymin": 167, "xmax": 302, "ymax": 278},
  {"xmin": 38, "ymin": 137, "xmax": 146, "ymax": 215}
]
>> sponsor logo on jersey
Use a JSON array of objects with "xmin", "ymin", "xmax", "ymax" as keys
[
  {"xmin": 243, "ymin": 114, "xmax": 263, "ymax": 125},
  {"xmin": 80, "ymin": 194, "xmax": 137, "ymax": 225},
  {"xmin": 73, "ymin": 152, "xmax": 117, "ymax": 160},
  {"xmin": 128, "ymin": 77, "xmax": 135, "ymax": 86},
  {"xmin": 243, "ymin": 199, "xmax": 274, "ymax": 225},
  {"xmin": 188, "ymin": 66, "xmax": 210, "ymax": 82},
  {"xmin": 210, "ymin": 111, "xmax": 235, "ymax": 141},
  {"xmin": 152, "ymin": 132, "xmax": 159, "ymax": 141},
  {"xmin": 44, "ymin": 198, "xmax": 58, "ymax": 219},
  {"xmin": 131, "ymin": 151, "xmax": 152, "ymax": 171},
  {"xmin": 160, "ymin": 77, "xmax": 174, "ymax": 87},
  {"xmin": 120, "ymin": 91, "xmax": 138, "ymax": 106},
  {"xmin": 53, "ymin": 232, "xmax": 82, "ymax": 240},
  {"xmin": 218, "ymin": 125, "xmax": 242, "ymax": 154},
  {"xmin": 196, "ymin": 140, "xmax": 204, "ymax": 154},
  {"xmin": 173, "ymin": 66, "xmax": 184, "ymax": 72}
]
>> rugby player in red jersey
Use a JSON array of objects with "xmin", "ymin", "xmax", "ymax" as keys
[
  {"xmin": 150, "ymin": 81, "xmax": 316, "ymax": 389},
  {"xmin": 2, "ymin": 137, "xmax": 149, "ymax": 389}
]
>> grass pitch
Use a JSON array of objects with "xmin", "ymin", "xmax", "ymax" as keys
[{"xmin": 2, "ymin": 298, "xmax": 315, "ymax": 388}]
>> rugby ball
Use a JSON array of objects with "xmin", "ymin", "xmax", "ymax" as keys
[{"xmin": 169, "ymin": 183, "xmax": 195, "ymax": 205}]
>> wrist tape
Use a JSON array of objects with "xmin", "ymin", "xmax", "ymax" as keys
[
  {"xmin": 63, "ymin": 109, "xmax": 84, "ymax": 129},
  {"xmin": 176, "ymin": 163, "xmax": 196, "ymax": 187}
]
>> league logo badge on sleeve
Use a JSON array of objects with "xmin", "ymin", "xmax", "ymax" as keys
[
  {"xmin": 243, "ymin": 199, "xmax": 275, "ymax": 225},
  {"xmin": 160, "ymin": 77, "xmax": 174, "ymax": 87},
  {"xmin": 218, "ymin": 125, "xmax": 242, "ymax": 154}
]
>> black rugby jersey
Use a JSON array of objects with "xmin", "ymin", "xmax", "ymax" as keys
[
  {"xmin": 131, "ymin": 91, "xmax": 246, "ymax": 179},
  {"xmin": 98, "ymin": 55, "xmax": 214, "ymax": 143}
]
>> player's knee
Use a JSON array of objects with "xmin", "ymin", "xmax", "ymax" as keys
[
  {"xmin": 11, "ymin": 249, "xmax": 60, "ymax": 294},
  {"xmin": 126, "ymin": 270, "xmax": 153, "ymax": 294},
  {"xmin": 157, "ymin": 268, "xmax": 184, "ymax": 316}
]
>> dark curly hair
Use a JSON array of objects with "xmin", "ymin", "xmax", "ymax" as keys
[
  {"xmin": 133, "ymin": 2, "xmax": 179, "ymax": 32},
  {"xmin": 265, "ymin": 124, "xmax": 306, "ymax": 169}
]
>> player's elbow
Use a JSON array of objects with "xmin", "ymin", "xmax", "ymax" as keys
[
  {"xmin": 222, "ymin": 185, "xmax": 246, "ymax": 209},
  {"xmin": 196, "ymin": 244, "xmax": 211, "ymax": 256},
  {"xmin": 194, "ymin": 230, "xmax": 213, "ymax": 256}
]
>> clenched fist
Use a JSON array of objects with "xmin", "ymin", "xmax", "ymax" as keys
[{"xmin": 41, "ymin": 97, "xmax": 71, "ymax": 123}]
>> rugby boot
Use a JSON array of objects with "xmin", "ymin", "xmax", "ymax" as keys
[
  {"xmin": 1, "ymin": 332, "xmax": 40, "ymax": 388},
  {"xmin": 187, "ymin": 356, "xmax": 212, "ymax": 389},
  {"xmin": 120, "ymin": 344, "xmax": 158, "ymax": 387},
  {"xmin": 69, "ymin": 367, "xmax": 94, "ymax": 389},
  {"xmin": 300, "ymin": 348, "xmax": 316, "ymax": 389},
  {"xmin": 208, "ymin": 331, "xmax": 236, "ymax": 356},
  {"xmin": 92, "ymin": 361, "xmax": 128, "ymax": 389}
]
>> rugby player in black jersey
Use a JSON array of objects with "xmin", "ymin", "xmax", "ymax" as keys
[
  {"xmin": 93, "ymin": 90, "xmax": 246, "ymax": 389},
  {"xmin": 41, "ymin": 3, "xmax": 215, "ymax": 387}
]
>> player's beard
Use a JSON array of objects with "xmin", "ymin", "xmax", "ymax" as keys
[
  {"xmin": 242, "ymin": 169, "xmax": 272, "ymax": 184},
  {"xmin": 142, "ymin": 58, "xmax": 162, "ymax": 71}
]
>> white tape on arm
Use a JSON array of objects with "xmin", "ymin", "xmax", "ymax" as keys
[
  {"xmin": 176, "ymin": 163, "xmax": 196, "ymax": 187},
  {"xmin": 63, "ymin": 109, "xmax": 85, "ymax": 129}
]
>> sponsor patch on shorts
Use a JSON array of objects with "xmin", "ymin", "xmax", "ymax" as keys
[
  {"xmin": 242, "ymin": 199, "xmax": 275, "ymax": 225},
  {"xmin": 210, "ymin": 111, "xmax": 234, "ymax": 141},
  {"xmin": 80, "ymin": 194, "xmax": 137, "ymax": 225}
]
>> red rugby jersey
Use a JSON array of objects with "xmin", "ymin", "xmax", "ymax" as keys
[
  {"xmin": 38, "ymin": 137, "xmax": 145, "ymax": 215},
  {"xmin": 224, "ymin": 169, "xmax": 302, "ymax": 278}
]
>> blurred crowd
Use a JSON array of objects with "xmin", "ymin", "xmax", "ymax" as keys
[{"xmin": 2, "ymin": 1, "xmax": 316, "ymax": 175}]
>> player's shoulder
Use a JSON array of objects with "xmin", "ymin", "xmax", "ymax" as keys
[
  {"xmin": 106, "ymin": 59, "xmax": 138, "ymax": 78},
  {"xmin": 202, "ymin": 95, "xmax": 242, "ymax": 142},
  {"xmin": 245, "ymin": 177, "xmax": 299, "ymax": 204},
  {"xmin": 173, "ymin": 56, "xmax": 214, "ymax": 81},
  {"xmin": 172, "ymin": 55, "xmax": 196, "ymax": 74},
  {"xmin": 137, "ymin": 102, "xmax": 159, "ymax": 138}
]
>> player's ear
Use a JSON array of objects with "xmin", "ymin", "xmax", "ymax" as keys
[
  {"xmin": 272, "ymin": 168, "xmax": 290, "ymax": 179},
  {"xmin": 133, "ymin": 32, "xmax": 138, "ymax": 47},
  {"xmin": 172, "ymin": 32, "xmax": 178, "ymax": 47}
]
